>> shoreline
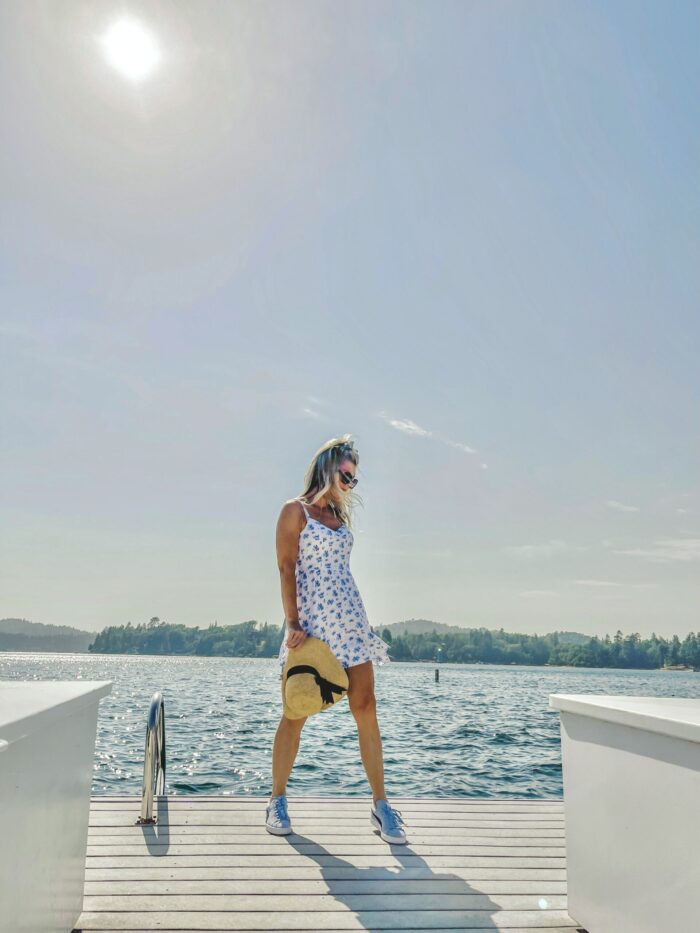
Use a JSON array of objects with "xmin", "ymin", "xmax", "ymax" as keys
[{"xmin": 1, "ymin": 649, "xmax": 697, "ymax": 673}]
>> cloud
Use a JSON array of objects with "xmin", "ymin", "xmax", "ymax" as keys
[
  {"xmin": 372, "ymin": 545, "xmax": 453, "ymax": 558},
  {"xmin": 376, "ymin": 410, "xmax": 485, "ymax": 465},
  {"xmin": 505, "ymin": 540, "xmax": 585, "ymax": 559},
  {"xmin": 520, "ymin": 590, "xmax": 557, "ymax": 598},
  {"xmin": 574, "ymin": 579, "xmax": 623, "ymax": 587},
  {"xmin": 573, "ymin": 579, "xmax": 658, "ymax": 589},
  {"xmin": 377, "ymin": 412, "xmax": 432, "ymax": 437},
  {"xmin": 444, "ymin": 439, "xmax": 477, "ymax": 455},
  {"xmin": 606, "ymin": 500, "xmax": 640, "ymax": 512},
  {"xmin": 613, "ymin": 537, "xmax": 700, "ymax": 563}
]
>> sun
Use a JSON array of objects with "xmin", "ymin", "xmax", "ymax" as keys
[{"xmin": 100, "ymin": 18, "xmax": 160, "ymax": 82}]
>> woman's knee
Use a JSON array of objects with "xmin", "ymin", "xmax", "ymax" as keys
[
  {"xmin": 349, "ymin": 690, "xmax": 377, "ymax": 718},
  {"xmin": 281, "ymin": 712, "xmax": 307, "ymax": 733}
]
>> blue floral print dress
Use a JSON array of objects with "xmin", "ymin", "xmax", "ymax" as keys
[{"xmin": 278, "ymin": 500, "xmax": 391, "ymax": 679}]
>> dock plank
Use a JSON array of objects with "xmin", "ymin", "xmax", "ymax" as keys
[
  {"xmin": 87, "ymin": 815, "xmax": 564, "ymax": 828},
  {"xmin": 84, "ymin": 867, "xmax": 568, "ymax": 882},
  {"xmin": 76, "ymin": 909, "xmax": 577, "ymax": 930},
  {"xmin": 88, "ymin": 825, "xmax": 565, "ymax": 838},
  {"xmin": 83, "ymin": 879, "xmax": 568, "ymax": 894},
  {"xmin": 82, "ymin": 892, "xmax": 569, "ymax": 909},
  {"xmin": 85, "ymin": 854, "xmax": 567, "ymax": 869},
  {"xmin": 79, "ymin": 924, "xmax": 585, "ymax": 933},
  {"xmin": 90, "ymin": 799, "xmax": 563, "ymax": 811},
  {"xmin": 87, "ymin": 831, "xmax": 565, "ymax": 843},
  {"xmin": 86, "ymin": 843, "xmax": 566, "ymax": 856},
  {"xmin": 88, "ymin": 815, "xmax": 565, "ymax": 828}
]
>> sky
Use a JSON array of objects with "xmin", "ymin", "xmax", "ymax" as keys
[{"xmin": 1, "ymin": 0, "xmax": 698, "ymax": 638}]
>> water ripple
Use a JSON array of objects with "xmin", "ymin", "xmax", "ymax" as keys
[{"xmin": 2, "ymin": 653, "xmax": 699, "ymax": 797}]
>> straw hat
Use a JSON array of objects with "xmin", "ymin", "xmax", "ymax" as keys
[{"xmin": 282, "ymin": 636, "xmax": 349, "ymax": 719}]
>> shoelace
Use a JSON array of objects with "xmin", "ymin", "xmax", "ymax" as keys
[
  {"xmin": 380, "ymin": 804, "xmax": 405, "ymax": 831},
  {"xmin": 273, "ymin": 797, "xmax": 289, "ymax": 822}
]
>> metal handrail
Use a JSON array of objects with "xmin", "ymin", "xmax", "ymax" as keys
[{"xmin": 136, "ymin": 691, "xmax": 166, "ymax": 825}]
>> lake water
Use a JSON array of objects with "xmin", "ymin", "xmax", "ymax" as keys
[{"xmin": 2, "ymin": 652, "xmax": 699, "ymax": 798}]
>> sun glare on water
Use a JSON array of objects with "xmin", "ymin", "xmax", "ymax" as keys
[{"xmin": 100, "ymin": 18, "xmax": 160, "ymax": 82}]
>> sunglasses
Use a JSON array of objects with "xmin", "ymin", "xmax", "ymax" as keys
[{"xmin": 338, "ymin": 469, "xmax": 358, "ymax": 488}]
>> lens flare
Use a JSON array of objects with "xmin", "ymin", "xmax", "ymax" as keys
[{"xmin": 101, "ymin": 18, "xmax": 160, "ymax": 82}]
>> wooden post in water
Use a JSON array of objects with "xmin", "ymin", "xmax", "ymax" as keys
[{"xmin": 435, "ymin": 645, "xmax": 442, "ymax": 682}]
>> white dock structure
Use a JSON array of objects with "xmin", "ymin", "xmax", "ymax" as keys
[
  {"xmin": 0, "ymin": 681, "xmax": 113, "ymax": 933},
  {"xmin": 551, "ymin": 694, "xmax": 700, "ymax": 933},
  {"xmin": 77, "ymin": 794, "xmax": 582, "ymax": 933}
]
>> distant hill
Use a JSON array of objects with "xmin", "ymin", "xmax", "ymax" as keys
[
  {"xmin": 0, "ymin": 618, "xmax": 95, "ymax": 653},
  {"xmin": 383, "ymin": 619, "xmax": 468, "ymax": 636},
  {"xmin": 382, "ymin": 619, "xmax": 591, "ymax": 643},
  {"xmin": 549, "ymin": 630, "xmax": 591, "ymax": 645}
]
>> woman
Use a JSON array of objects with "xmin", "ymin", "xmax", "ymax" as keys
[{"xmin": 267, "ymin": 435, "xmax": 407, "ymax": 844}]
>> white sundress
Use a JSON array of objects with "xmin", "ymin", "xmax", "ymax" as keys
[{"xmin": 278, "ymin": 501, "xmax": 391, "ymax": 679}]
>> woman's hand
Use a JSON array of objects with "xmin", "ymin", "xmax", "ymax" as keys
[{"xmin": 286, "ymin": 622, "xmax": 307, "ymax": 650}]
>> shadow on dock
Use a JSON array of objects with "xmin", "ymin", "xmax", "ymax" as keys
[
  {"xmin": 136, "ymin": 795, "xmax": 171, "ymax": 854},
  {"xmin": 285, "ymin": 830, "xmax": 503, "ymax": 930}
]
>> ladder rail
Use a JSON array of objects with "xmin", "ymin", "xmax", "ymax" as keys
[{"xmin": 136, "ymin": 691, "xmax": 166, "ymax": 824}]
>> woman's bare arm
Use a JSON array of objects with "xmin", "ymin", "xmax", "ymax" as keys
[{"xmin": 276, "ymin": 501, "xmax": 308, "ymax": 649}]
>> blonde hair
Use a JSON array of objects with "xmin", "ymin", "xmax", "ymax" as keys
[{"xmin": 294, "ymin": 434, "xmax": 362, "ymax": 529}]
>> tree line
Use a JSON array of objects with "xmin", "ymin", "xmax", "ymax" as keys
[
  {"xmin": 384, "ymin": 626, "xmax": 700, "ymax": 669},
  {"xmin": 89, "ymin": 618, "xmax": 283, "ymax": 657},
  {"xmin": 88, "ymin": 618, "xmax": 700, "ymax": 669}
]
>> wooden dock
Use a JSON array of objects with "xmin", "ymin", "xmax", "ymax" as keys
[{"xmin": 76, "ymin": 795, "xmax": 583, "ymax": 933}]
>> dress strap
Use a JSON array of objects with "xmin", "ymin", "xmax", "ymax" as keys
[{"xmin": 298, "ymin": 499, "xmax": 311, "ymax": 519}]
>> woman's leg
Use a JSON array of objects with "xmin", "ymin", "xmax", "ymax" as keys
[
  {"xmin": 271, "ymin": 680, "xmax": 307, "ymax": 796},
  {"xmin": 347, "ymin": 660, "xmax": 387, "ymax": 804}
]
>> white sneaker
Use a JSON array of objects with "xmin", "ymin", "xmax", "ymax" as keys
[{"xmin": 371, "ymin": 799, "xmax": 407, "ymax": 844}]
